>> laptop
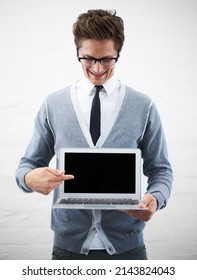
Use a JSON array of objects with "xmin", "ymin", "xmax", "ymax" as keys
[{"xmin": 53, "ymin": 148, "xmax": 147, "ymax": 210}]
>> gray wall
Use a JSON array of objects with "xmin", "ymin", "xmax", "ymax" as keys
[{"xmin": 0, "ymin": 0, "xmax": 197, "ymax": 259}]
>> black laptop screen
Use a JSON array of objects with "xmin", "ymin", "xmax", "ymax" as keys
[{"xmin": 63, "ymin": 152, "xmax": 136, "ymax": 194}]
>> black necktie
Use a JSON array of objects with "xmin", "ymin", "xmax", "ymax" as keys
[{"xmin": 90, "ymin": 85, "xmax": 103, "ymax": 145}]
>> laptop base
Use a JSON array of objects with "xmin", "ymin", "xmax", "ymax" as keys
[{"xmin": 53, "ymin": 198, "xmax": 148, "ymax": 210}]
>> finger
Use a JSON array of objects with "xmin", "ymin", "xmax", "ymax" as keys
[
  {"xmin": 46, "ymin": 167, "xmax": 64, "ymax": 176},
  {"xmin": 121, "ymin": 209, "xmax": 140, "ymax": 217},
  {"xmin": 121, "ymin": 210, "xmax": 147, "ymax": 222},
  {"xmin": 44, "ymin": 175, "xmax": 74, "ymax": 192},
  {"xmin": 138, "ymin": 193, "xmax": 153, "ymax": 208},
  {"xmin": 47, "ymin": 168, "xmax": 74, "ymax": 180},
  {"xmin": 46, "ymin": 167, "xmax": 65, "ymax": 176},
  {"xmin": 62, "ymin": 174, "xmax": 74, "ymax": 180},
  {"xmin": 49, "ymin": 174, "xmax": 74, "ymax": 183}
]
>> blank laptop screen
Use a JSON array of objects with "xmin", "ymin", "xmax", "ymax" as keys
[{"xmin": 63, "ymin": 152, "xmax": 136, "ymax": 194}]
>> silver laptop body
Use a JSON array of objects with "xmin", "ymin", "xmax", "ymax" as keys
[{"xmin": 53, "ymin": 148, "xmax": 147, "ymax": 210}]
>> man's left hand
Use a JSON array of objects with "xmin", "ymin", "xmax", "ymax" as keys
[{"xmin": 122, "ymin": 193, "xmax": 158, "ymax": 222}]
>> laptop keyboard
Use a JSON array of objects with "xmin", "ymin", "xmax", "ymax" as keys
[{"xmin": 59, "ymin": 198, "xmax": 139, "ymax": 205}]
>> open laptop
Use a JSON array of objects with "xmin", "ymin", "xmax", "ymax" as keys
[{"xmin": 53, "ymin": 148, "xmax": 147, "ymax": 210}]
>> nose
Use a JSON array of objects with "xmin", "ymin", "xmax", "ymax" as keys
[{"xmin": 92, "ymin": 60, "xmax": 104, "ymax": 72}]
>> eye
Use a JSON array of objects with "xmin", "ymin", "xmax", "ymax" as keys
[
  {"xmin": 102, "ymin": 58, "xmax": 112, "ymax": 63},
  {"xmin": 85, "ymin": 58, "xmax": 95, "ymax": 61}
]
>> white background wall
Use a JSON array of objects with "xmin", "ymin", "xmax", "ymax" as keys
[{"xmin": 0, "ymin": 0, "xmax": 197, "ymax": 260}]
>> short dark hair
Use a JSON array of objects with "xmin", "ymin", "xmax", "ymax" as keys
[{"xmin": 73, "ymin": 9, "xmax": 125, "ymax": 53}]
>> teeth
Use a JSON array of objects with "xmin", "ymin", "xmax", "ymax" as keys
[{"xmin": 92, "ymin": 72, "xmax": 105, "ymax": 76}]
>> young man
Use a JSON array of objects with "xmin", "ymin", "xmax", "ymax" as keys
[{"xmin": 16, "ymin": 9, "xmax": 173, "ymax": 260}]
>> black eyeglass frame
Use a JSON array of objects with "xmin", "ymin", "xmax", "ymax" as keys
[{"xmin": 78, "ymin": 56, "xmax": 119, "ymax": 66}]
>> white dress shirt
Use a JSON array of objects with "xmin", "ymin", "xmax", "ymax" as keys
[{"xmin": 75, "ymin": 75, "xmax": 121, "ymax": 249}]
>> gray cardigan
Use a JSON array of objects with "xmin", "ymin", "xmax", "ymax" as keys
[{"xmin": 16, "ymin": 83, "xmax": 173, "ymax": 255}]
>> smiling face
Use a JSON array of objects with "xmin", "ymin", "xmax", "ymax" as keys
[{"xmin": 78, "ymin": 39, "xmax": 118, "ymax": 85}]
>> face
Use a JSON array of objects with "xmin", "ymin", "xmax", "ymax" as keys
[{"xmin": 78, "ymin": 39, "xmax": 118, "ymax": 85}]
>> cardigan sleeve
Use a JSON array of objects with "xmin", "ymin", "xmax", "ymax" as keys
[
  {"xmin": 139, "ymin": 102, "xmax": 173, "ymax": 209},
  {"xmin": 15, "ymin": 101, "xmax": 55, "ymax": 192}
]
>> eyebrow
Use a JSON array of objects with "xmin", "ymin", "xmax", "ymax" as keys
[
  {"xmin": 76, "ymin": 48, "xmax": 118, "ymax": 58},
  {"xmin": 80, "ymin": 55, "xmax": 118, "ymax": 59},
  {"xmin": 80, "ymin": 55, "xmax": 119, "ymax": 60}
]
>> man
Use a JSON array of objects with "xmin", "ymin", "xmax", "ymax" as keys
[{"xmin": 16, "ymin": 9, "xmax": 173, "ymax": 260}]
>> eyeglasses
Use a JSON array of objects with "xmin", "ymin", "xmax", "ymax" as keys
[{"xmin": 78, "ymin": 56, "xmax": 119, "ymax": 66}]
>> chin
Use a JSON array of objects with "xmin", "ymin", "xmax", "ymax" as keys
[
  {"xmin": 90, "ymin": 78, "xmax": 104, "ymax": 85},
  {"xmin": 88, "ymin": 72, "xmax": 108, "ymax": 85}
]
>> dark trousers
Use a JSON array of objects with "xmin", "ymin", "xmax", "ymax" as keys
[{"xmin": 52, "ymin": 245, "xmax": 148, "ymax": 260}]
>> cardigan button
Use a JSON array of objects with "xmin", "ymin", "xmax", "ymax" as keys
[
  {"xmin": 83, "ymin": 248, "xmax": 88, "ymax": 254},
  {"xmin": 96, "ymin": 223, "xmax": 101, "ymax": 229}
]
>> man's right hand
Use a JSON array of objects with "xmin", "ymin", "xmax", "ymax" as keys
[{"xmin": 24, "ymin": 167, "xmax": 74, "ymax": 195}]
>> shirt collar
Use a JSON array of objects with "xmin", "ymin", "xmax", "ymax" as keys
[{"xmin": 76, "ymin": 76, "xmax": 119, "ymax": 96}]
